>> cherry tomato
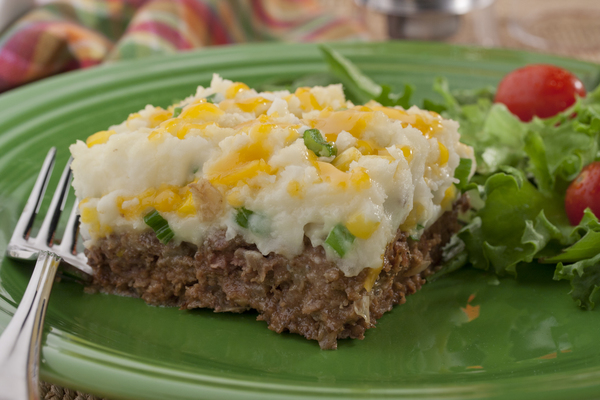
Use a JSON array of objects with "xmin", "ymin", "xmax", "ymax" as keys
[
  {"xmin": 565, "ymin": 161, "xmax": 600, "ymax": 225},
  {"xmin": 495, "ymin": 64, "xmax": 586, "ymax": 122}
]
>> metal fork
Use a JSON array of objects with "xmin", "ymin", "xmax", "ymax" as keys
[{"xmin": 0, "ymin": 148, "xmax": 91, "ymax": 400}]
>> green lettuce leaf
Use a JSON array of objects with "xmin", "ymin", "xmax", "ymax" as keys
[
  {"xmin": 319, "ymin": 44, "xmax": 380, "ymax": 104},
  {"xmin": 459, "ymin": 173, "xmax": 565, "ymax": 275},
  {"xmin": 554, "ymin": 253, "xmax": 600, "ymax": 309},
  {"xmin": 547, "ymin": 231, "xmax": 600, "ymax": 263},
  {"xmin": 314, "ymin": 48, "xmax": 600, "ymax": 309},
  {"xmin": 414, "ymin": 70, "xmax": 600, "ymax": 308},
  {"xmin": 425, "ymin": 77, "xmax": 529, "ymax": 175},
  {"xmin": 376, "ymin": 84, "xmax": 414, "ymax": 108},
  {"xmin": 424, "ymin": 70, "xmax": 600, "ymax": 309},
  {"xmin": 523, "ymin": 130, "xmax": 553, "ymax": 195},
  {"xmin": 453, "ymin": 158, "xmax": 473, "ymax": 192},
  {"xmin": 544, "ymin": 210, "xmax": 600, "ymax": 263},
  {"xmin": 319, "ymin": 44, "xmax": 413, "ymax": 107}
]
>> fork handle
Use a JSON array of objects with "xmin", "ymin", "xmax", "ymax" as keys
[{"xmin": 0, "ymin": 252, "xmax": 60, "ymax": 400}]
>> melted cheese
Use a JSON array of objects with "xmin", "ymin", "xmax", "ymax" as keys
[{"xmin": 70, "ymin": 74, "xmax": 475, "ymax": 278}]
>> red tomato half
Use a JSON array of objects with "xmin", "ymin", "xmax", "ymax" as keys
[
  {"xmin": 565, "ymin": 161, "xmax": 600, "ymax": 225},
  {"xmin": 495, "ymin": 65, "xmax": 586, "ymax": 122}
]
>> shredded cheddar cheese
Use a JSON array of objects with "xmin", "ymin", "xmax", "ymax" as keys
[{"xmin": 72, "ymin": 74, "xmax": 474, "ymax": 278}]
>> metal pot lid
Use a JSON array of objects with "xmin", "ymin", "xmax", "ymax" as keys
[{"xmin": 355, "ymin": 0, "xmax": 496, "ymax": 16}]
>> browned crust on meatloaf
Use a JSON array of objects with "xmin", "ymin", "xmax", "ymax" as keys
[{"xmin": 85, "ymin": 196, "xmax": 469, "ymax": 349}]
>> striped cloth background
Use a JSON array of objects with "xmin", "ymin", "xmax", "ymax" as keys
[{"xmin": 0, "ymin": 0, "xmax": 369, "ymax": 93}]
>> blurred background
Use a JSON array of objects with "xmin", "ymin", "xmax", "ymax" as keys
[
  {"xmin": 327, "ymin": 0, "xmax": 600, "ymax": 62},
  {"xmin": 1, "ymin": 0, "xmax": 599, "ymax": 93}
]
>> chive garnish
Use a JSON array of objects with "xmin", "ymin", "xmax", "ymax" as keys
[
  {"xmin": 235, "ymin": 207, "xmax": 270, "ymax": 235},
  {"xmin": 235, "ymin": 207, "xmax": 254, "ymax": 229},
  {"xmin": 172, "ymin": 106, "xmax": 183, "ymax": 118},
  {"xmin": 303, "ymin": 128, "xmax": 337, "ymax": 157},
  {"xmin": 410, "ymin": 224, "xmax": 425, "ymax": 241},
  {"xmin": 205, "ymin": 93, "xmax": 217, "ymax": 104},
  {"xmin": 144, "ymin": 209, "xmax": 174, "ymax": 244},
  {"xmin": 325, "ymin": 224, "xmax": 355, "ymax": 257}
]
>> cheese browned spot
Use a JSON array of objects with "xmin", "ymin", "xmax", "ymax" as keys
[{"xmin": 189, "ymin": 179, "xmax": 224, "ymax": 222}]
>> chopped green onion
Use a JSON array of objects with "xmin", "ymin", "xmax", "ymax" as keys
[
  {"xmin": 303, "ymin": 128, "xmax": 337, "ymax": 157},
  {"xmin": 144, "ymin": 209, "xmax": 174, "ymax": 244},
  {"xmin": 410, "ymin": 225, "xmax": 425, "ymax": 241},
  {"xmin": 172, "ymin": 106, "xmax": 183, "ymax": 118},
  {"xmin": 250, "ymin": 214, "xmax": 270, "ymax": 235},
  {"xmin": 235, "ymin": 207, "xmax": 269, "ymax": 235},
  {"xmin": 205, "ymin": 93, "xmax": 217, "ymax": 104},
  {"xmin": 235, "ymin": 207, "xmax": 254, "ymax": 229},
  {"xmin": 325, "ymin": 224, "xmax": 355, "ymax": 257}
]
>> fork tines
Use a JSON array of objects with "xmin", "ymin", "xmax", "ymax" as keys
[{"xmin": 7, "ymin": 148, "xmax": 91, "ymax": 276}]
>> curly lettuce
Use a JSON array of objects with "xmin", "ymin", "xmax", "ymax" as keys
[
  {"xmin": 319, "ymin": 45, "xmax": 600, "ymax": 309},
  {"xmin": 433, "ymin": 81, "xmax": 600, "ymax": 308}
]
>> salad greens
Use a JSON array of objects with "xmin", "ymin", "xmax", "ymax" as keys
[{"xmin": 318, "ymin": 45, "xmax": 600, "ymax": 309}]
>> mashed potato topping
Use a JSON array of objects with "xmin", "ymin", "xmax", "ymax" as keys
[{"xmin": 70, "ymin": 74, "xmax": 475, "ymax": 277}]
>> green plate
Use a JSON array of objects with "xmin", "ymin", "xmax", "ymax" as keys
[{"xmin": 1, "ymin": 42, "xmax": 600, "ymax": 400}]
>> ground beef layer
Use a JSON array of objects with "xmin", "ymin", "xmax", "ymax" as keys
[{"xmin": 85, "ymin": 197, "xmax": 468, "ymax": 349}]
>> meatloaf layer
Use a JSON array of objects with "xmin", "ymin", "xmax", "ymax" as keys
[{"xmin": 86, "ymin": 196, "xmax": 468, "ymax": 349}]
